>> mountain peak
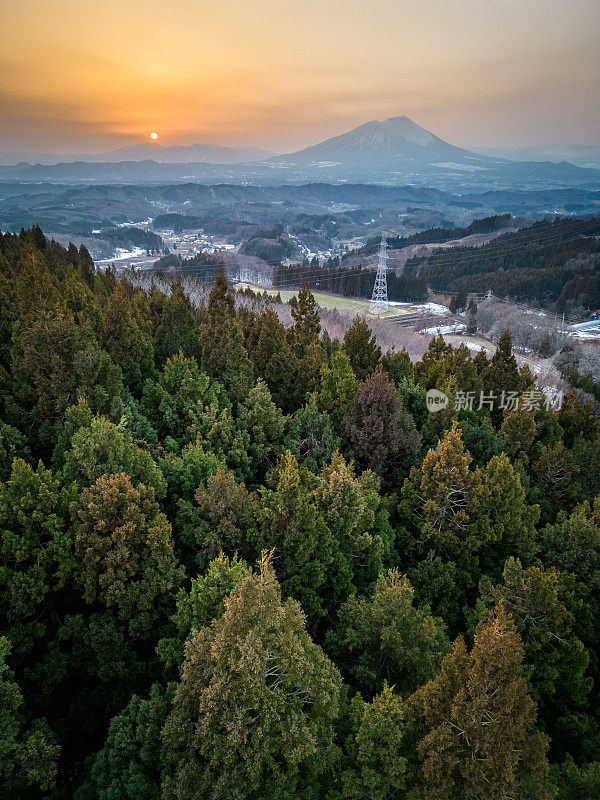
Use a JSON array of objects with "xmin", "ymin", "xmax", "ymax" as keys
[
  {"xmin": 274, "ymin": 115, "xmax": 472, "ymax": 164},
  {"xmin": 377, "ymin": 115, "xmax": 436, "ymax": 146}
]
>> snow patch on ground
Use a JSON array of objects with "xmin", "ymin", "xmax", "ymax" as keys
[
  {"xmin": 573, "ymin": 329, "xmax": 600, "ymax": 339},
  {"xmin": 419, "ymin": 302, "xmax": 450, "ymax": 314},
  {"xmin": 423, "ymin": 323, "xmax": 467, "ymax": 335},
  {"xmin": 95, "ymin": 246, "xmax": 145, "ymax": 263},
  {"xmin": 460, "ymin": 342, "xmax": 489, "ymax": 353},
  {"xmin": 387, "ymin": 301, "xmax": 449, "ymax": 314}
]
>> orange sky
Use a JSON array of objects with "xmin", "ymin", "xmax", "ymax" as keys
[{"xmin": 1, "ymin": 0, "xmax": 598, "ymax": 152}]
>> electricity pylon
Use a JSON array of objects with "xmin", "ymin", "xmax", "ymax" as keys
[{"xmin": 370, "ymin": 233, "xmax": 389, "ymax": 314}]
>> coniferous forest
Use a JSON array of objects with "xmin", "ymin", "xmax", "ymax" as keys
[
  {"xmin": 404, "ymin": 217, "xmax": 600, "ymax": 309},
  {"xmin": 3, "ymin": 226, "xmax": 600, "ymax": 800}
]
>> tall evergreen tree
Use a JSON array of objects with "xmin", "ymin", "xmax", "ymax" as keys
[
  {"xmin": 328, "ymin": 568, "xmax": 448, "ymax": 697},
  {"xmin": 63, "ymin": 414, "xmax": 166, "ymax": 496},
  {"xmin": 0, "ymin": 459, "xmax": 75, "ymax": 662},
  {"xmin": 400, "ymin": 422, "xmax": 489, "ymax": 555},
  {"xmin": 313, "ymin": 348, "xmax": 359, "ymax": 431},
  {"xmin": 283, "ymin": 403, "xmax": 340, "ymax": 474},
  {"xmin": 73, "ymin": 472, "xmax": 183, "ymax": 638},
  {"xmin": 161, "ymin": 554, "xmax": 342, "ymax": 800},
  {"xmin": 380, "ymin": 346, "xmax": 414, "ymax": 384},
  {"xmin": 248, "ymin": 306, "xmax": 298, "ymax": 411},
  {"xmin": 342, "ymin": 368, "xmax": 421, "ymax": 489},
  {"xmin": 408, "ymin": 603, "xmax": 553, "ymax": 800},
  {"xmin": 236, "ymin": 378, "xmax": 286, "ymax": 483},
  {"xmin": 343, "ymin": 317, "xmax": 381, "ymax": 380},
  {"xmin": 9, "ymin": 247, "xmax": 122, "ymax": 443},
  {"xmin": 291, "ymin": 282, "xmax": 321, "ymax": 355},
  {"xmin": 475, "ymin": 557, "xmax": 592, "ymax": 760},
  {"xmin": 0, "ymin": 636, "xmax": 60, "ymax": 795},
  {"xmin": 200, "ymin": 267, "xmax": 253, "ymax": 403},
  {"xmin": 339, "ymin": 684, "xmax": 408, "ymax": 800},
  {"xmin": 100, "ymin": 283, "xmax": 155, "ymax": 396},
  {"xmin": 153, "ymin": 286, "xmax": 202, "ymax": 367},
  {"xmin": 479, "ymin": 452, "xmax": 540, "ymax": 571},
  {"xmin": 315, "ymin": 452, "xmax": 394, "ymax": 593},
  {"xmin": 483, "ymin": 329, "xmax": 523, "ymax": 393},
  {"xmin": 141, "ymin": 351, "xmax": 228, "ymax": 445},
  {"xmin": 176, "ymin": 468, "xmax": 259, "ymax": 571},
  {"xmin": 256, "ymin": 451, "xmax": 342, "ymax": 624}
]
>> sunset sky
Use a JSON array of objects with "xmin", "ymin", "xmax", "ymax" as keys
[{"xmin": 1, "ymin": 0, "xmax": 598, "ymax": 153}]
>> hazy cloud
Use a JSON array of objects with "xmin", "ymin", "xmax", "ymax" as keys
[{"xmin": 1, "ymin": 0, "xmax": 598, "ymax": 152}]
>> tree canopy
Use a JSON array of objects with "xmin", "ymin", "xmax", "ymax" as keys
[{"xmin": 0, "ymin": 228, "xmax": 598, "ymax": 800}]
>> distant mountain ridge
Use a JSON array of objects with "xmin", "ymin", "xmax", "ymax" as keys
[
  {"xmin": 475, "ymin": 144, "xmax": 600, "ymax": 170},
  {"xmin": 99, "ymin": 143, "xmax": 274, "ymax": 164},
  {"xmin": 0, "ymin": 116, "xmax": 598, "ymax": 191},
  {"xmin": 0, "ymin": 143, "xmax": 274, "ymax": 166}
]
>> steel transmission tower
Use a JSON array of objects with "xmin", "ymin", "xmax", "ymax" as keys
[{"xmin": 370, "ymin": 233, "xmax": 389, "ymax": 314}]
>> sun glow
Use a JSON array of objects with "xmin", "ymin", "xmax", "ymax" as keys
[{"xmin": 150, "ymin": 131, "xmax": 158, "ymax": 140}]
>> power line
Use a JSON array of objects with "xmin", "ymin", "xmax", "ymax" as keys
[
  {"xmin": 154, "ymin": 219, "xmax": 600, "ymax": 277},
  {"xmin": 139, "ymin": 225, "xmax": 595, "ymax": 290},
  {"xmin": 381, "ymin": 222, "xmax": 600, "ymax": 268},
  {"xmin": 349, "ymin": 218, "xmax": 600, "ymax": 259},
  {"xmin": 260, "ymin": 225, "xmax": 600, "ymax": 285},
  {"xmin": 337, "ymin": 221, "xmax": 600, "ymax": 269},
  {"xmin": 134, "ymin": 220, "xmax": 600, "ymax": 297}
]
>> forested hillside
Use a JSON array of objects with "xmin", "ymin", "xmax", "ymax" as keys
[
  {"xmin": 404, "ymin": 216, "xmax": 600, "ymax": 310},
  {"xmin": 89, "ymin": 226, "xmax": 163, "ymax": 253},
  {"xmin": 1, "ymin": 226, "xmax": 600, "ymax": 799},
  {"xmin": 345, "ymin": 213, "xmax": 514, "ymax": 258}
]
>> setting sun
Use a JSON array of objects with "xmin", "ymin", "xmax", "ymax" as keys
[{"xmin": 150, "ymin": 131, "xmax": 158, "ymax": 140}]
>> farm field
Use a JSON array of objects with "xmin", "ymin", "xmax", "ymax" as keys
[{"xmin": 242, "ymin": 285, "xmax": 449, "ymax": 320}]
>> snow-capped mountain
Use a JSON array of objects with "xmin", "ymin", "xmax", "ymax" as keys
[
  {"xmin": 273, "ymin": 115, "xmax": 494, "ymax": 166},
  {"xmin": 1, "ymin": 116, "xmax": 597, "ymax": 191}
]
